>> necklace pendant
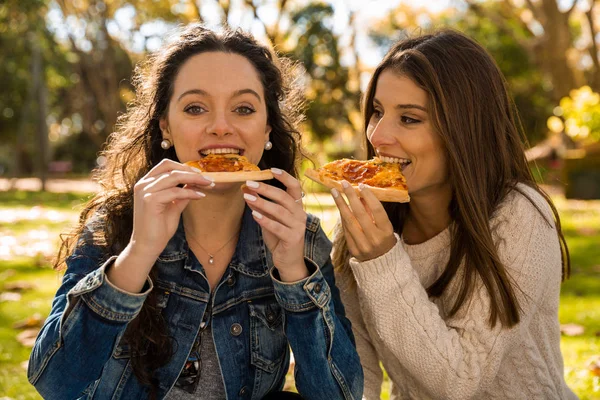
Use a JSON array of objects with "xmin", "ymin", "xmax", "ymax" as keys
[{"xmin": 208, "ymin": 255, "xmax": 214, "ymax": 265}]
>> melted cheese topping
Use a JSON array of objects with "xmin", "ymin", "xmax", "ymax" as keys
[
  {"xmin": 185, "ymin": 154, "xmax": 260, "ymax": 173},
  {"xmin": 319, "ymin": 157, "xmax": 407, "ymax": 190}
]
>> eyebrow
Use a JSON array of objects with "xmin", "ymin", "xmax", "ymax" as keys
[
  {"xmin": 373, "ymin": 98, "xmax": 427, "ymax": 112},
  {"xmin": 177, "ymin": 88, "xmax": 262, "ymax": 103}
]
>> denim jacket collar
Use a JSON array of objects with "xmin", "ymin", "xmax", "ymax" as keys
[{"xmin": 157, "ymin": 206, "xmax": 273, "ymax": 277}]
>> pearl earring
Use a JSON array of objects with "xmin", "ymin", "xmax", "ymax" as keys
[
  {"xmin": 161, "ymin": 139, "xmax": 172, "ymax": 150},
  {"xmin": 264, "ymin": 140, "xmax": 272, "ymax": 151}
]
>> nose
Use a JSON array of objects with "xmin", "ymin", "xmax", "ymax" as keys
[
  {"xmin": 368, "ymin": 116, "xmax": 395, "ymax": 149},
  {"xmin": 206, "ymin": 111, "xmax": 234, "ymax": 137}
]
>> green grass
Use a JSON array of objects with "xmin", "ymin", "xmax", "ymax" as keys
[
  {"xmin": 0, "ymin": 190, "xmax": 93, "ymax": 210},
  {"xmin": 0, "ymin": 190, "xmax": 599, "ymax": 399}
]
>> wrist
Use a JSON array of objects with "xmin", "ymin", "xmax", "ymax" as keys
[{"xmin": 275, "ymin": 262, "xmax": 310, "ymax": 283}]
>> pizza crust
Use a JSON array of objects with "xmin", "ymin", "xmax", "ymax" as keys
[
  {"xmin": 198, "ymin": 170, "xmax": 274, "ymax": 183},
  {"xmin": 304, "ymin": 168, "xmax": 410, "ymax": 203}
]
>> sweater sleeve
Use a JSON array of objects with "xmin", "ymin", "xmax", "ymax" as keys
[
  {"xmin": 336, "ymin": 270, "xmax": 383, "ymax": 400},
  {"xmin": 349, "ymin": 191, "xmax": 562, "ymax": 399}
]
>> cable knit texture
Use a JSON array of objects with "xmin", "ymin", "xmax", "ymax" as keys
[{"xmin": 337, "ymin": 184, "xmax": 578, "ymax": 400}]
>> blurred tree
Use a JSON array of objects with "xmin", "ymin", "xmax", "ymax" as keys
[
  {"xmin": 282, "ymin": 3, "xmax": 361, "ymax": 147},
  {"xmin": 463, "ymin": 0, "xmax": 599, "ymax": 102},
  {"xmin": 368, "ymin": 3, "xmax": 557, "ymax": 145},
  {"xmin": 53, "ymin": 0, "xmax": 134, "ymax": 147},
  {"xmin": 0, "ymin": 0, "xmax": 69, "ymax": 179}
]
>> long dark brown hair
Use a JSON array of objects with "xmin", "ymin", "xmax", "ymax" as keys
[
  {"xmin": 333, "ymin": 29, "xmax": 570, "ymax": 329},
  {"xmin": 54, "ymin": 24, "xmax": 303, "ymax": 397}
]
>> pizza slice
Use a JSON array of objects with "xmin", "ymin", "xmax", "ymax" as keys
[
  {"xmin": 185, "ymin": 154, "xmax": 273, "ymax": 183},
  {"xmin": 304, "ymin": 157, "xmax": 410, "ymax": 202}
]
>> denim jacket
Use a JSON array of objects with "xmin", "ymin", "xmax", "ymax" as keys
[{"xmin": 28, "ymin": 207, "xmax": 363, "ymax": 400}]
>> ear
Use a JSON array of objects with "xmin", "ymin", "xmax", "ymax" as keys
[{"xmin": 159, "ymin": 118, "xmax": 169, "ymax": 139}]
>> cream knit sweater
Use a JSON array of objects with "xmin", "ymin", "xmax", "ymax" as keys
[{"xmin": 337, "ymin": 184, "xmax": 578, "ymax": 400}]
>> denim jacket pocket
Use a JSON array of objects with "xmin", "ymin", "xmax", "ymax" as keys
[{"xmin": 248, "ymin": 300, "xmax": 287, "ymax": 374}]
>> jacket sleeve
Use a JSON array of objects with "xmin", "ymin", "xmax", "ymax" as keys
[
  {"xmin": 28, "ymin": 223, "xmax": 152, "ymax": 400},
  {"xmin": 270, "ymin": 216, "xmax": 364, "ymax": 400}
]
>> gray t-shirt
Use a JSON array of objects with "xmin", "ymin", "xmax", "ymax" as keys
[{"xmin": 165, "ymin": 325, "xmax": 226, "ymax": 399}]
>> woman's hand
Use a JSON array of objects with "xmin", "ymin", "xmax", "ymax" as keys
[
  {"xmin": 130, "ymin": 159, "xmax": 214, "ymax": 259},
  {"xmin": 243, "ymin": 168, "xmax": 309, "ymax": 282},
  {"xmin": 332, "ymin": 181, "xmax": 397, "ymax": 262}
]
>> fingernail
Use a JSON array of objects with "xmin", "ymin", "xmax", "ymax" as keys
[
  {"xmin": 195, "ymin": 191, "xmax": 206, "ymax": 197},
  {"xmin": 246, "ymin": 180, "xmax": 260, "ymax": 188},
  {"xmin": 209, "ymin": 181, "xmax": 216, "ymax": 188},
  {"xmin": 331, "ymin": 188, "xmax": 339, "ymax": 198},
  {"xmin": 252, "ymin": 210, "xmax": 263, "ymax": 219},
  {"xmin": 271, "ymin": 167, "xmax": 283, "ymax": 175},
  {"xmin": 358, "ymin": 183, "xmax": 365, "ymax": 191},
  {"xmin": 341, "ymin": 181, "xmax": 350, "ymax": 188},
  {"xmin": 244, "ymin": 193, "xmax": 257, "ymax": 202},
  {"xmin": 202, "ymin": 175, "xmax": 215, "ymax": 182},
  {"xmin": 192, "ymin": 167, "xmax": 202, "ymax": 173}
]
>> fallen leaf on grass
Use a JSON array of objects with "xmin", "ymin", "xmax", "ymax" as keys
[
  {"xmin": 575, "ymin": 227, "xmax": 598, "ymax": 236},
  {"xmin": 16, "ymin": 329, "xmax": 40, "ymax": 347},
  {"xmin": 0, "ymin": 292, "xmax": 22, "ymax": 302},
  {"xmin": 560, "ymin": 323, "xmax": 585, "ymax": 336},
  {"xmin": 13, "ymin": 313, "xmax": 44, "ymax": 329},
  {"xmin": 4, "ymin": 281, "xmax": 36, "ymax": 292},
  {"xmin": 587, "ymin": 355, "xmax": 600, "ymax": 377}
]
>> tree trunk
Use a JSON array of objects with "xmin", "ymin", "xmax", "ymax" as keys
[{"xmin": 32, "ymin": 38, "xmax": 49, "ymax": 191}]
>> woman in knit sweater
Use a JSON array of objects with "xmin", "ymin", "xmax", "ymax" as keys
[{"xmin": 330, "ymin": 29, "xmax": 578, "ymax": 399}]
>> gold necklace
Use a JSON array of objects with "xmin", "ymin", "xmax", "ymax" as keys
[{"xmin": 187, "ymin": 229, "xmax": 240, "ymax": 265}]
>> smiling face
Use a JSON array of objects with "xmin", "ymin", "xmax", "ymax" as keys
[
  {"xmin": 160, "ymin": 51, "xmax": 271, "ymax": 166},
  {"xmin": 366, "ymin": 70, "xmax": 449, "ymax": 197}
]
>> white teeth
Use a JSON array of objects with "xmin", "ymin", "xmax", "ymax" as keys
[
  {"xmin": 200, "ymin": 148, "xmax": 240, "ymax": 155},
  {"xmin": 380, "ymin": 155, "xmax": 411, "ymax": 165}
]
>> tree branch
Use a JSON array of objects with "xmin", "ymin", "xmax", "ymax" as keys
[
  {"xmin": 219, "ymin": 0, "xmax": 230, "ymax": 26},
  {"xmin": 245, "ymin": 0, "xmax": 276, "ymax": 44},
  {"xmin": 464, "ymin": 0, "xmax": 535, "ymax": 46},
  {"xmin": 523, "ymin": 0, "xmax": 542, "ymax": 22},
  {"xmin": 191, "ymin": 1, "xmax": 204, "ymax": 23},
  {"xmin": 566, "ymin": 0, "xmax": 579, "ymax": 17},
  {"xmin": 586, "ymin": 1, "xmax": 600, "ymax": 85}
]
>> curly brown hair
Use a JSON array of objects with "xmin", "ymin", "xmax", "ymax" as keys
[{"xmin": 55, "ymin": 24, "xmax": 304, "ymax": 398}]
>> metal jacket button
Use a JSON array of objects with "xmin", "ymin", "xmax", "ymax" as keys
[
  {"xmin": 266, "ymin": 311, "xmax": 275, "ymax": 322},
  {"xmin": 239, "ymin": 386, "xmax": 248, "ymax": 396},
  {"xmin": 230, "ymin": 323, "xmax": 243, "ymax": 336},
  {"xmin": 226, "ymin": 275, "xmax": 235, "ymax": 286},
  {"xmin": 314, "ymin": 283, "xmax": 322, "ymax": 294}
]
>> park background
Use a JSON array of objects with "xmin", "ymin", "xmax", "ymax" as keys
[{"xmin": 1, "ymin": 0, "xmax": 599, "ymax": 398}]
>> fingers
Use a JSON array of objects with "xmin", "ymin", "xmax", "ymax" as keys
[
  {"xmin": 141, "ymin": 170, "xmax": 215, "ymax": 194},
  {"xmin": 144, "ymin": 187, "xmax": 206, "ymax": 204},
  {"xmin": 145, "ymin": 159, "xmax": 196, "ymax": 178},
  {"xmin": 340, "ymin": 181, "xmax": 379, "ymax": 235},
  {"xmin": 270, "ymin": 168, "xmax": 304, "ymax": 204},
  {"xmin": 251, "ymin": 210, "xmax": 301, "ymax": 243},
  {"xmin": 358, "ymin": 184, "xmax": 394, "ymax": 231},
  {"xmin": 331, "ymin": 187, "xmax": 367, "ymax": 244},
  {"xmin": 245, "ymin": 179, "xmax": 300, "ymax": 213}
]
